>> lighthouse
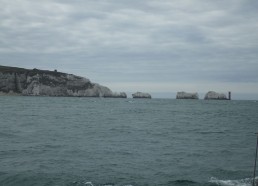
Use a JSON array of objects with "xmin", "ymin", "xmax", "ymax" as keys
[{"xmin": 228, "ymin": 91, "xmax": 231, "ymax": 100}]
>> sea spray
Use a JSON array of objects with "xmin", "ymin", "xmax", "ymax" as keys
[{"xmin": 209, "ymin": 177, "xmax": 256, "ymax": 186}]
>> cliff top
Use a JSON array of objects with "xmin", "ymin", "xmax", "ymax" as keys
[{"xmin": 0, "ymin": 65, "xmax": 66, "ymax": 77}]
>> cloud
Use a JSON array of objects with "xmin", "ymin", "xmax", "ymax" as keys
[{"xmin": 0, "ymin": 0, "xmax": 258, "ymax": 97}]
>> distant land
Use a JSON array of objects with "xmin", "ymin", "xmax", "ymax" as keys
[
  {"xmin": 0, "ymin": 65, "xmax": 126, "ymax": 98},
  {"xmin": 1, "ymin": 65, "xmax": 257, "ymax": 100}
]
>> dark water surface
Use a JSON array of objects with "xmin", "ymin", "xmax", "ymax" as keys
[{"xmin": 0, "ymin": 97, "xmax": 258, "ymax": 186}]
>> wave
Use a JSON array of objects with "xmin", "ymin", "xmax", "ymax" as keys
[
  {"xmin": 90, "ymin": 183, "xmax": 133, "ymax": 186},
  {"xmin": 166, "ymin": 179, "xmax": 199, "ymax": 186},
  {"xmin": 197, "ymin": 131, "xmax": 226, "ymax": 134},
  {"xmin": 84, "ymin": 182, "xmax": 94, "ymax": 186},
  {"xmin": 74, "ymin": 181, "xmax": 134, "ymax": 186},
  {"xmin": 173, "ymin": 179, "xmax": 197, "ymax": 184},
  {"xmin": 2, "ymin": 176, "xmax": 256, "ymax": 186},
  {"xmin": 208, "ymin": 177, "xmax": 257, "ymax": 186}
]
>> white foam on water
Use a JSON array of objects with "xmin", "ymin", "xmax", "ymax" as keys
[
  {"xmin": 84, "ymin": 181, "xmax": 94, "ymax": 186},
  {"xmin": 82, "ymin": 181, "xmax": 134, "ymax": 186},
  {"xmin": 84, "ymin": 181, "xmax": 133, "ymax": 186},
  {"xmin": 209, "ymin": 177, "xmax": 258, "ymax": 186}
]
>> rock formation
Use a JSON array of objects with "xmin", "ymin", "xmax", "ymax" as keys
[
  {"xmin": 132, "ymin": 92, "xmax": 151, "ymax": 99},
  {"xmin": 176, "ymin": 92, "xmax": 199, "ymax": 99},
  {"xmin": 0, "ymin": 65, "xmax": 126, "ymax": 98},
  {"xmin": 103, "ymin": 92, "xmax": 127, "ymax": 98},
  {"xmin": 204, "ymin": 91, "xmax": 228, "ymax": 100}
]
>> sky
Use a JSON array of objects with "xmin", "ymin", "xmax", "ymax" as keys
[{"xmin": 0, "ymin": 0, "xmax": 258, "ymax": 99}]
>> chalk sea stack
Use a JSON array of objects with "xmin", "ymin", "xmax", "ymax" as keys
[
  {"xmin": 103, "ymin": 92, "xmax": 127, "ymax": 98},
  {"xmin": 204, "ymin": 91, "xmax": 227, "ymax": 100},
  {"xmin": 0, "ymin": 65, "xmax": 126, "ymax": 98},
  {"xmin": 132, "ymin": 92, "xmax": 151, "ymax": 99},
  {"xmin": 176, "ymin": 92, "xmax": 199, "ymax": 99}
]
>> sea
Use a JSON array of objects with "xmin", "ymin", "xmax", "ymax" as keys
[{"xmin": 0, "ymin": 96, "xmax": 258, "ymax": 186}]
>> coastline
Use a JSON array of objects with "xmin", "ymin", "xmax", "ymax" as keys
[{"xmin": 0, "ymin": 91, "xmax": 21, "ymax": 96}]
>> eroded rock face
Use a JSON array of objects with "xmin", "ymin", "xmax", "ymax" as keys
[
  {"xmin": 0, "ymin": 66, "xmax": 126, "ymax": 98},
  {"xmin": 103, "ymin": 92, "xmax": 127, "ymax": 98},
  {"xmin": 204, "ymin": 91, "xmax": 227, "ymax": 100},
  {"xmin": 132, "ymin": 92, "xmax": 151, "ymax": 99},
  {"xmin": 176, "ymin": 92, "xmax": 199, "ymax": 99}
]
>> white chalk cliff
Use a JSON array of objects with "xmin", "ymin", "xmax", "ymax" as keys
[
  {"xmin": 132, "ymin": 92, "xmax": 151, "ymax": 99},
  {"xmin": 204, "ymin": 91, "xmax": 227, "ymax": 100},
  {"xmin": 176, "ymin": 92, "xmax": 199, "ymax": 99},
  {"xmin": 0, "ymin": 66, "xmax": 127, "ymax": 98}
]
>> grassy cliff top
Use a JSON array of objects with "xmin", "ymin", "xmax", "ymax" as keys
[{"xmin": 0, "ymin": 65, "xmax": 66, "ymax": 76}]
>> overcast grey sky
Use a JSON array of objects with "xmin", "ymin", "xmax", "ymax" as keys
[{"xmin": 1, "ymin": 0, "xmax": 258, "ymax": 98}]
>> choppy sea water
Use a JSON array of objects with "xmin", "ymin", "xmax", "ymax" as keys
[{"xmin": 0, "ymin": 96, "xmax": 258, "ymax": 186}]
